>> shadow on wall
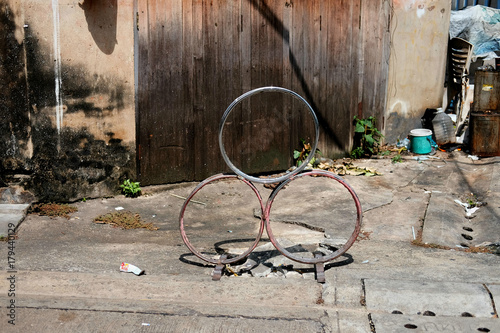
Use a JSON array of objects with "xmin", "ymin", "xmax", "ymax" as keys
[
  {"xmin": 79, "ymin": 0, "xmax": 118, "ymax": 55},
  {"xmin": 385, "ymin": 101, "xmax": 423, "ymax": 144},
  {"xmin": 0, "ymin": 1, "xmax": 31, "ymax": 185},
  {"xmin": 247, "ymin": 0, "xmax": 344, "ymax": 152}
]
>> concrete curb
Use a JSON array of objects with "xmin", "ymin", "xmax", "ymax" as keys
[{"xmin": 0, "ymin": 203, "xmax": 30, "ymax": 238}]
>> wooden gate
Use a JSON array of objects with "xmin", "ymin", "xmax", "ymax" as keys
[{"xmin": 136, "ymin": 0, "xmax": 390, "ymax": 185}]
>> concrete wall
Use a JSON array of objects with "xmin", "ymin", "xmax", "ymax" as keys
[
  {"xmin": 384, "ymin": 0, "xmax": 451, "ymax": 143},
  {"xmin": 1, "ymin": 0, "xmax": 453, "ymax": 201},
  {"xmin": 1, "ymin": 0, "xmax": 136, "ymax": 201}
]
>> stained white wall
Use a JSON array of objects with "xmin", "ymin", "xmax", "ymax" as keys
[
  {"xmin": 2, "ymin": 0, "xmax": 137, "ymax": 200},
  {"xmin": 385, "ymin": 0, "xmax": 451, "ymax": 143},
  {"xmin": 23, "ymin": 0, "xmax": 136, "ymax": 145}
]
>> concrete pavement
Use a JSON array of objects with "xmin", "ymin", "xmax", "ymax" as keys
[{"xmin": 1, "ymin": 151, "xmax": 499, "ymax": 332}]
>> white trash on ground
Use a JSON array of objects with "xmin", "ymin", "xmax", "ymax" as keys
[{"xmin": 120, "ymin": 262, "xmax": 144, "ymax": 275}]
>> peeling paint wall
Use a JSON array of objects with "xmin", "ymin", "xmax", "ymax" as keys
[
  {"xmin": 385, "ymin": 0, "xmax": 451, "ymax": 143},
  {"xmin": 1, "ymin": 0, "xmax": 135, "ymax": 201}
]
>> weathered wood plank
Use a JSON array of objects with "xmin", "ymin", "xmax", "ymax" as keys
[
  {"xmin": 350, "ymin": 0, "xmax": 362, "ymax": 151},
  {"xmin": 138, "ymin": 0, "xmax": 390, "ymax": 185},
  {"xmin": 361, "ymin": 0, "xmax": 391, "ymax": 129}
]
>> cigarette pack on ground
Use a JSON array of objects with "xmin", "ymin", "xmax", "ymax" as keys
[{"xmin": 120, "ymin": 262, "xmax": 144, "ymax": 275}]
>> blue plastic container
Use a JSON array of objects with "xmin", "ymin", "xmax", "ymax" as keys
[{"xmin": 410, "ymin": 129, "xmax": 432, "ymax": 154}]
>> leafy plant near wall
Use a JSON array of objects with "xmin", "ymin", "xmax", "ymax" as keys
[
  {"xmin": 293, "ymin": 139, "xmax": 322, "ymax": 167},
  {"xmin": 350, "ymin": 116, "xmax": 383, "ymax": 158},
  {"xmin": 120, "ymin": 179, "xmax": 141, "ymax": 198}
]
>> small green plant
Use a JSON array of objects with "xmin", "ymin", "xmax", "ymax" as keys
[
  {"xmin": 379, "ymin": 150, "xmax": 391, "ymax": 156},
  {"xmin": 391, "ymin": 147, "xmax": 406, "ymax": 163},
  {"xmin": 465, "ymin": 193, "xmax": 478, "ymax": 208},
  {"xmin": 351, "ymin": 116, "xmax": 384, "ymax": 158},
  {"xmin": 120, "ymin": 179, "xmax": 141, "ymax": 198},
  {"xmin": 391, "ymin": 154, "xmax": 403, "ymax": 163},
  {"xmin": 350, "ymin": 146, "xmax": 365, "ymax": 159},
  {"xmin": 293, "ymin": 139, "xmax": 322, "ymax": 167}
]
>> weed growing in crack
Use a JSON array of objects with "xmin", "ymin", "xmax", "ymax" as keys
[{"xmin": 120, "ymin": 179, "xmax": 142, "ymax": 198}]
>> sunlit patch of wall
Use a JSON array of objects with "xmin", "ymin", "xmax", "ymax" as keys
[{"xmin": 384, "ymin": 0, "xmax": 451, "ymax": 143}]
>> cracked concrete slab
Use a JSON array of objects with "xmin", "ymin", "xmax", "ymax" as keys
[
  {"xmin": 325, "ymin": 309, "xmax": 372, "ymax": 333},
  {"xmin": 486, "ymin": 284, "xmax": 500, "ymax": 313},
  {"xmin": 421, "ymin": 192, "xmax": 470, "ymax": 247},
  {"xmin": 361, "ymin": 187, "xmax": 429, "ymax": 241},
  {"xmin": 322, "ymin": 277, "xmax": 364, "ymax": 309},
  {"xmin": 2, "ymin": 305, "xmax": 374, "ymax": 333},
  {"xmin": 261, "ymin": 175, "xmax": 363, "ymax": 240},
  {"xmin": 364, "ymin": 279, "xmax": 495, "ymax": 318},
  {"xmin": 349, "ymin": 158, "xmax": 428, "ymax": 189},
  {"xmin": 0, "ymin": 270, "xmax": 323, "ymax": 311},
  {"xmin": 490, "ymin": 157, "xmax": 500, "ymax": 193},
  {"xmin": 471, "ymin": 192, "xmax": 500, "ymax": 246},
  {"xmin": 3, "ymin": 307, "xmax": 326, "ymax": 333},
  {"xmin": 410, "ymin": 164, "xmax": 454, "ymax": 188},
  {"xmin": 371, "ymin": 313, "xmax": 500, "ymax": 333},
  {"xmin": 339, "ymin": 176, "xmax": 394, "ymax": 212}
]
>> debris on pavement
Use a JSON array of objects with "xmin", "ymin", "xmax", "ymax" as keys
[
  {"xmin": 262, "ymin": 159, "xmax": 382, "ymax": 189},
  {"xmin": 454, "ymin": 194, "xmax": 487, "ymax": 217},
  {"xmin": 454, "ymin": 199, "xmax": 480, "ymax": 217},
  {"xmin": 468, "ymin": 155, "xmax": 479, "ymax": 161},
  {"xmin": 120, "ymin": 262, "xmax": 145, "ymax": 276},
  {"xmin": 29, "ymin": 203, "xmax": 78, "ymax": 219},
  {"xmin": 170, "ymin": 193, "xmax": 207, "ymax": 206},
  {"xmin": 316, "ymin": 159, "xmax": 381, "ymax": 176},
  {"xmin": 232, "ymin": 258, "xmax": 258, "ymax": 273},
  {"xmin": 94, "ymin": 211, "xmax": 158, "ymax": 230},
  {"xmin": 396, "ymin": 138, "xmax": 410, "ymax": 150},
  {"xmin": 413, "ymin": 156, "xmax": 430, "ymax": 162},
  {"xmin": 357, "ymin": 230, "xmax": 372, "ymax": 241},
  {"xmin": 225, "ymin": 264, "xmax": 238, "ymax": 276}
]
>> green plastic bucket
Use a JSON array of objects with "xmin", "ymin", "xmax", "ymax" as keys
[{"xmin": 410, "ymin": 129, "xmax": 432, "ymax": 154}]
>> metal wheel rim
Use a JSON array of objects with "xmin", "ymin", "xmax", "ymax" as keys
[
  {"xmin": 179, "ymin": 174, "xmax": 265, "ymax": 265},
  {"xmin": 264, "ymin": 170, "xmax": 362, "ymax": 264},
  {"xmin": 218, "ymin": 86, "xmax": 320, "ymax": 184}
]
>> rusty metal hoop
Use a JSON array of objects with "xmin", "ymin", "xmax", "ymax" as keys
[
  {"xmin": 264, "ymin": 170, "xmax": 362, "ymax": 264},
  {"xmin": 179, "ymin": 174, "xmax": 266, "ymax": 265},
  {"xmin": 218, "ymin": 86, "xmax": 320, "ymax": 184}
]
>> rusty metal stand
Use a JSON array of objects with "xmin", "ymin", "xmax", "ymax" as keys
[
  {"xmin": 212, "ymin": 254, "xmax": 227, "ymax": 281},
  {"xmin": 179, "ymin": 88, "xmax": 362, "ymax": 284},
  {"xmin": 314, "ymin": 253, "xmax": 325, "ymax": 283}
]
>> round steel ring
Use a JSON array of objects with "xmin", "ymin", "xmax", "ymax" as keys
[
  {"xmin": 264, "ymin": 170, "xmax": 362, "ymax": 264},
  {"xmin": 179, "ymin": 174, "xmax": 266, "ymax": 265},
  {"xmin": 219, "ymin": 86, "xmax": 320, "ymax": 184}
]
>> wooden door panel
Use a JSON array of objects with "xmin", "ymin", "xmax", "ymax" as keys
[{"xmin": 137, "ymin": 0, "xmax": 389, "ymax": 185}]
